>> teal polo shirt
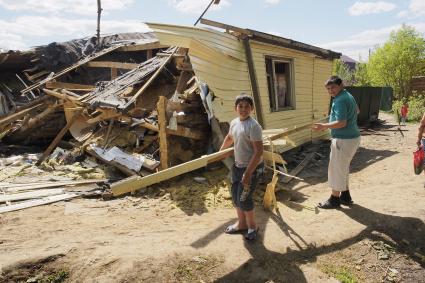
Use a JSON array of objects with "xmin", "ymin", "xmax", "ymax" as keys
[{"xmin": 329, "ymin": 89, "xmax": 360, "ymax": 139}]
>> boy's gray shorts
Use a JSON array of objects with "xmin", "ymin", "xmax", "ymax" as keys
[{"xmin": 231, "ymin": 163, "xmax": 263, "ymax": 211}]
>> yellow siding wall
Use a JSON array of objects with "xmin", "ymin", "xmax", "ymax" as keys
[
  {"xmin": 148, "ymin": 23, "xmax": 333, "ymax": 149},
  {"xmin": 250, "ymin": 41, "xmax": 332, "ymax": 148},
  {"xmin": 312, "ymin": 58, "xmax": 333, "ymax": 139}
]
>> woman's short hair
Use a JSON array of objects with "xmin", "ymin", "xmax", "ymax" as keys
[{"xmin": 325, "ymin": 76, "xmax": 343, "ymax": 86}]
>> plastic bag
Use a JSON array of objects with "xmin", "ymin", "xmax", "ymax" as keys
[{"xmin": 414, "ymin": 146, "xmax": 424, "ymax": 175}]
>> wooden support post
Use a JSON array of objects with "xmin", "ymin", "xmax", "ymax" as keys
[
  {"xmin": 36, "ymin": 111, "xmax": 81, "ymax": 166},
  {"xmin": 157, "ymin": 96, "xmax": 169, "ymax": 170},
  {"xmin": 146, "ymin": 49, "xmax": 153, "ymax": 59},
  {"xmin": 110, "ymin": 68, "xmax": 118, "ymax": 80},
  {"xmin": 242, "ymin": 37, "xmax": 264, "ymax": 127}
]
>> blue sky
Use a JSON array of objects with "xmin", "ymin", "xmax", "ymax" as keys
[{"xmin": 0, "ymin": 0, "xmax": 424, "ymax": 60}]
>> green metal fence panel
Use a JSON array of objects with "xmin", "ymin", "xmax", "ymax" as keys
[{"xmin": 345, "ymin": 87, "xmax": 391, "ymax": 125}]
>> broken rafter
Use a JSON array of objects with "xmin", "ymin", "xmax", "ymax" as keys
[
  {"xmin": 46, "ymin": 81, "xmax": 95, "ymax": 91},
  {"xmin": 21, "ymin": 44, "xmax": 124, "ymax": 95},
  {"xmin": 122, "ymin": 47, "xmax": 178, "ymax": 110},
  {"xmin": 86, "ymin": 61, "xmax": 140, "ymax": 70}
]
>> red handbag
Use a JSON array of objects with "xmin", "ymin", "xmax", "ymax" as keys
[{"xmin": 414, "ymin": 146, "xmax": 424, "ymax": 175}]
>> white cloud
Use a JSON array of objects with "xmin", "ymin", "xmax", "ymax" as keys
[
  {"xmin": 265, "ymin": 0, "xmax": 280, "ymax": 4},
  {"xmin": 318, "ymin": 22, "xmax": 425, "ymax": 60},
  {"xmin": 0, "ymin": 16, "xmax": 150, "ymax": 50},
  {"xmin": 0, "ymin": 32, "xmax": 26, "ymax": 50},
  {"xmin": 397, "ymin": 0, "xmax": 425, "ymax": 18},
  {"xmin": 348, "ymin": 1, "xmax": 396, "ymax": 16},
  {"xmin": 397, "ymin": 10, "xmax": 408, "ymax": 18},
  {"xmin": 0, "ymin": 0, "xmax": 134, "ymax": 15},
  {"xmin": 169, "ymin": 0, "xmax": 230, "ymax": 14}
]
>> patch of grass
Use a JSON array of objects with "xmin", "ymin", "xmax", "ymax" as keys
[
  {"xmin": 321, "ymin": 264, "xmax": 358, "ymax": 283},
  {"xmin": 38, "ymin": 270, "xmax": 69, "ymax": 283}
]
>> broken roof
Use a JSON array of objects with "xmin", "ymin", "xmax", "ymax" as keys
[{"xmin": 199, "ymin": 19, "xmax": 341, "ymax": 60}]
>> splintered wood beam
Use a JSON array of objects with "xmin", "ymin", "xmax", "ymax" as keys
[
  {"xmin": 157, "ymin": 96, "xmax": 169, "ymax": 170},
  {"xmin": 36, "ymin": 111, "xmax": 81, "ymax": 166},
  {"xmin": 167, "ymin": 126, "xmax": 204, "ymax": 140},
  {"xmin": 0, "ymin": 103, "xmax": 45, "ymax": 128},
  {"xmin": 122, "ymin": 47, "xmax": 178, "ymax": 110},
  {"xmin": 21, "ymin": 44, "xmax": 124, "ymax": 95},
  {"xmin": 138, "ymin": 122, "xmax": 204, "ymax": 140},
  {"xmin": 87, "ymin": 61, "xmax": 140, "ymax": 70},
  {"xmin": 200, "ymin": 18, "xmax": 253, "ymax": 35},
  {"xmin": 46, "ymin": 81, "xmax": 95, "ymax": 91},
  {"xmin": 117, "ymin": 41, "xmax": 167, "ymax": 52},
  {"xmin": 42, "ymin": 89, "xmax": 82, "ymax": 105},
  {"xmin": 110, "ymin": 148, "xmax": 234, "ymax": 196},
  {"xmin": 263, "ymin": 150, "xmax": 286, "ymax": 165}
]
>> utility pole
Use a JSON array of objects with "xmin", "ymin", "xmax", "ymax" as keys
[
  {"xmin": 97, "ymin": 0, "xmax": 102, "ymax": 46},
  {"xmin": 194, "ymin": 0, "xmax": 221, "ymax": 26}
]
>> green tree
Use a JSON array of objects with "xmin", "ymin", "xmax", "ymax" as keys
[
  {"xmin": 353, "ymin": 62, "xmax": 371, "ymax": 86},
  {"xmin": 332, "ymin": 59, "xmax": 354, "ymax": 86},
  {"xmin": 367, "ymin": 24, "xmax": 425, "ymax": 99}
]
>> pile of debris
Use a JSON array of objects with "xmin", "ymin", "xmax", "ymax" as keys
[{"xmin": 0, "ymin": 33, "xmax": 216, "ymax": 212}]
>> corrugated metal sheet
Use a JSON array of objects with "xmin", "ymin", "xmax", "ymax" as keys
[{"xmin": 147, "ymin": 23, "xmax": 333, "ymax": 150}]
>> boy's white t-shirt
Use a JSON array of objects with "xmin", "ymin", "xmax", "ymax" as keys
[{"xmin": 229, "ymin": 116, "xmax": 263, "ymax": 168}]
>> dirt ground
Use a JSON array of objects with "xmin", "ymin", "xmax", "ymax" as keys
[{"xmin": 0, "ymin": 112, "xmax": 424, "ymax": 283}]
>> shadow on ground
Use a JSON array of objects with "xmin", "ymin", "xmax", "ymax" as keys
[{"xmin": 191, "ymin": 204, "xmax": 425, "ymax": 282}]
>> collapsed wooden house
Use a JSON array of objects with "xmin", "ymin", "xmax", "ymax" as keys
[
  {"xmin": 0, "ymin": 20, "xmax": 341, "ymax": 203},
  {"xmin": 147, "ymin": 19, "xmax": 341, "ymax": 150}
]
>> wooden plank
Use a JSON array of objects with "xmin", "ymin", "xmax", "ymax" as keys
[
  {"xmin": 117, "ymin": 41, "xmax": 166, "ymax": 52},
  {"xmin": 123, "ymin": 48, "xmax": 177, "ymax": 110},
  {"xmin": 282, "ymin": 153, "xmax": 315, "ymax": 183},
  {"xmin": 167, "ymin": 126, "xmax": 204, "ymax": 140},
  {"xmin": 21, "ymin": 44, "xmax": 124, "ymax": 95},
  {"xmin": 157, "ymin": 96, "xmax": 169, "ymax": 170},
  {"xmin": 110, "ymin": 148, "xmax": 234, "ymax": 196},
  {"xmin": 35, "ymin": 111, "xmax": 81, "ymax": 165},
  {"xmin": 263, "ymin": 150, "xmax": 286, "ymax": 165},
  {"xmin": 3, "ymin": 179, "xmax": 107, "ymax": 192},
  {"xmin": 42, "ymin": 88, "xmax": 81, "ymax": 104},
  {"xmin": 200, "ymin": 18, "xmax": 253, "ymax": 36},
  {"xmin": 46, "ymin": 81, "xmax": 95, "ymax": 91},
  {"xmin": 0, "ymin": 193, "xmax": 78, "ymax": 214},
  {"xmin": 86, "ymin": 61, "xmax": 139, "ymax": 70},
  {"xmin": 0, "ymin": 103, "xmax": 45, "ymax": 128},
  {"xmin": 0, "ymin": 189, "xmax": 64, "ymax": 203}
]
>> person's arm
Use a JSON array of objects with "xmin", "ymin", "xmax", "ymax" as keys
[
  {"xmin": 313, "ymin": 99, "xmax": 348, "ymax": 131},
  {"xmin": 241, "ymin": 141, "xmax": 263, "ymax": 187},
  {"xmin": 219, "ymin": 133, "xmax": 234, "ymax": 158},
  {"xmin": 417, "ymin": 113, "xmax": 425, "ymax": 147},
  {"xmin": 312, "ymin": 120, "xmax": 347, "ymax": 131}
]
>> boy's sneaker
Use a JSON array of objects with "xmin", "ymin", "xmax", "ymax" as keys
[
  {"xmin": 244, "ymin": 227, "xmax": 259, "ymax": 241},
  {"xmin": 340, "ymin": 190, "xmax": 353, "ymax": 206},
  {"xmin": 318, "ymin": 195, "xmax": 340, "ymax": 209}
]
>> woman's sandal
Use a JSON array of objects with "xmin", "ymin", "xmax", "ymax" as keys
[{"xmin": 224, "ymin": 224, "xmax": 247, "ymax": 234}]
